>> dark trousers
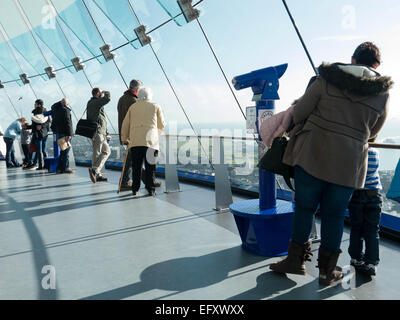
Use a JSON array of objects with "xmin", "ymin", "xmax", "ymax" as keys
[
  {"xmin": 291, "ymin": 166, "xmax": 355, "ymax": 253},
  {"xmin": 131, "ymin": 146, "xmax": 156, "ymax": 193},
  {"xmin": 121, "ymin": 148, "xmax": 132, "ymax": 186},
  {"xmin": 57, "ymin": 147, "xmax": 71, "ymax": 172},
  {"xmin": 348, "ymin": 190, "xmax": 382, "ymax": 265},
  {"xmin": 4, "ymin": 137, "xmax": 19, "ymax": 167},
  {"xmin": 21, "ymin": 144, "xmax": 31, "ymax": 164}
]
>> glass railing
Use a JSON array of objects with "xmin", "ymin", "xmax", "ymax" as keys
[{"xmin": 69, "ymin": 134, "xmax": 400, "ymax": 232}]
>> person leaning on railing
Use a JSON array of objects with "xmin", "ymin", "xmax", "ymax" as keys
[
  {"xmin": 121, "ymin": 86, "xmax": 165, "ymax": 197},
  {"xmin": 269, "ymin": 42, "xmax": 393, "ymax": 286},
  {"xmin": 3, "ymin": 118, "xmax": 27, "ymax": 168}
]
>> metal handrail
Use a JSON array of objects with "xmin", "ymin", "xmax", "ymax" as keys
[{"xmin": 108, "ymin": 133, "xmax": 400, "ymax": 149}]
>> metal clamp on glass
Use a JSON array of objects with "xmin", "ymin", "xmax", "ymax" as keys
[
  {"xmin": 177, "ymin": 0, "xmax": 200, "ymax": 23},
  {"xmin": 100, "ymin": 44, "xmax": 115, "ymax": 61},
  {"xmin": 0, "ymin": 81, "xmax": 4, "ymax": 89},
  {"xmin": 71, "ymin": 57, "xmax": 85, "ymax": 72},
  {"xmin": 45, "ymin": 66, "xmax": 56, "ymax": 79},
  {"xmin": 134, "ymin": 25, "xmax": 152, "ymax": 47},
  {"xmin": 19, "ymin": 73, "xmax": 30, "ymax": 85}
]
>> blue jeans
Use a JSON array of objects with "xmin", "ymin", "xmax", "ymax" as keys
[
  {"xmin": 57, "ymin": 147, "xmax": 70, "ymax": 172},
  {"xmin": 3, "ymin": 137, "xmax": 19, "ymax": 167},
  {"xmin": 32, "ymin": 138, "xmax": 44, "ymax": 164},
  {"xmin": 42, "ymin": 136, "xmax": 48, "ymax": 156},
  {"xmin": 348, "ymin": 190, "xmax": 382, "ymax": 265},
  {"xmin": 291, "ymin": 166, "xmax": 354, "ymax": 253}
]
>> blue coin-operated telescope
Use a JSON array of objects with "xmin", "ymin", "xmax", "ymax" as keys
[
  {"xmin": 229, "ymin": 64, "xmax": 295, "ymax": 257},
  {"xmin": 232, "ymin": 63, "xmax": 288, "ymax": 102}
]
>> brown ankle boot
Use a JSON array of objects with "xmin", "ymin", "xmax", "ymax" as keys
[
  {"xmin": 317, "ymin": 248, "xmax": 343, "ymax": 286},
  {"xmin": 269, "ymin": 240, "xmax": 313, "ymax": 275}
]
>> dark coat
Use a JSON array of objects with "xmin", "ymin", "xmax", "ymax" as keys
[
  {"xmin": 86, "ymin": 91, "xmax": 111, "ymax": 136},
  {"xmin": 51, "ymin": 101, "xmax": 74, "ymax": 138},
  {"xmin": 117, "ymin": 90, "xmax": 138, "ymax": 144},
  {"xmin": 283, "ymin": 63, "xmax": 393, "ymax": 189}
]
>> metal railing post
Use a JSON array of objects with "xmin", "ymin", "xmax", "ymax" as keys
[
  {"xmin": 164, "ymin": 135, "xmax": 180, "ymax": 193},
  {"xmin": 213, "ymin": 136, "xmax": 232, "ymax": 212}
]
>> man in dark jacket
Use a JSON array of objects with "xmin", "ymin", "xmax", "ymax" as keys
[
  {"xmin": 117, "ymin": 79, "xmax": 162, "ymax": 191},
  {"xmin": 51, "ymin": 98, "xmax": 74, "ymax": 174},
  {"xmin": 87, "ymin": 88, "xmax": 111, "ymax": 183},
  {"xmin": 117, "ymin": 80, "xmax": 140, "ymax": 190}
]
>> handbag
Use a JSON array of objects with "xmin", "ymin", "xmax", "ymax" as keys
[
  {"xmin": 75, "ymin": 119, "xmax": 98, "ymax": 139},
  {"xmin": 29, "ymin": 143, "xmax": 37, "ymax": 153},
  {"xmin": 257, "ymin": 135, "xmax": 295, "ymax": 191}
]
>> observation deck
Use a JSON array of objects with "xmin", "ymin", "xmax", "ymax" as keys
[{"xmin": 1, "ymin": 157, "xmax": 400, "ymax": 300}]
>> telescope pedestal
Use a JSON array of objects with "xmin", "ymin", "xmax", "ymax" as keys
[{"xmin": 230, "ymin": 199, "xmax": 294, "ymax": 257}]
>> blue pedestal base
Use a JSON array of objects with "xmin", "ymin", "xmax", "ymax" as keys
[
  {"xmin": 230, "ymin": 199, "xmax": 294, "ymax": 257},
  {"xmin": 44, "ymin": 158, "xmax": 58, "ymax": 173}
]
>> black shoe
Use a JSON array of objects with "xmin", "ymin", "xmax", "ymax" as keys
[
  {"xmin": 360, "ymin": 264, "xmax": 377, "ymax": 276},
  {"xmin": 96, "ymin": 175, "xmax": 108, "ymax": 182},
  {"xmin": 132, "ymin": 191, "xmax": 138, "ymax": 196},
  {"xmin": 147, "ymin": 189, "xmax": 156, "ymax": 196},
  {"xmin": 25, "ymin": 164, "xmax": 37, "ymax": 170},
  {"xmin": 14, "ymin": 163, "xmax": 22, "ymax": 168},
  {"xmin": 6, "ymin": 164, "xmax": 15, "ymax": 168},
  {"xmin": 89, "ymin": 168, "xmax": 97, "ymax": 183}
]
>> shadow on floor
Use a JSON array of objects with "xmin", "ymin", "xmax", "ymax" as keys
[{"xmin": 81, "ymin": 246, "xmax": 267, "ymax": 300}]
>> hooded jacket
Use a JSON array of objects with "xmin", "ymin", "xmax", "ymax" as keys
[
  {"xmin": 30, "ymin": 114, "xmax": 50, "ymax": 140},
  {"xmin": 282, "ymin": 62, "xmax": 393, "ymax": 189}
]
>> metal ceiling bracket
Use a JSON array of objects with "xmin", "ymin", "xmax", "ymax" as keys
[
  {"xmin": 71, "ymin": 57, "xmax": 85, "ymax": 72},
  {"xmin": 45, "ymin": 66, "xmax": 56, "ymax": 79},
  {"xmin": 100, "ymin": 44, "xmax": 115, "ymax": 61},
  {"xmin": 177, "ymin": 0, "xmax": 200, "ymax": 23},
  {"xmin": 19, "ymin": 73, "xmax": 30, "ymax": 85},
  {"xmin": 134, "ymin": 25, "xmax": 152, "ymax": 47}
]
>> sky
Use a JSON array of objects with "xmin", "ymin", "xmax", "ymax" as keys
[{"xmin": 0, "ymin": 0, "xmax": 399, "ymax": 144}]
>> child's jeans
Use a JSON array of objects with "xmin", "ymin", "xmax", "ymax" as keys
[{"xmin": 348, "ymin": 189, "xmax": 382, "ymax": 265}]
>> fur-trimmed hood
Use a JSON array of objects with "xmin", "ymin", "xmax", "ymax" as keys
[
  {"xmin": 318, "ymin": 63, "xmax": 393, "ymax": 96},
  {"xmin": 31, "ymin": 114, "xmax": 48, "ymax": 124}
]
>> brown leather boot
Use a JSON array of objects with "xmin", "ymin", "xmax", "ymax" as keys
[
  {"xmin": 269, "ymin": 240, "xmax": 313, "ymax": 275},
  {"xmin": 317, "ymin": 248, "xmax": 344, "ymax": 286}
]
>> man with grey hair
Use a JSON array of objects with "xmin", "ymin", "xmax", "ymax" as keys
[{"xmin": 117, "ymin": 79, "xmax": 161, "ymax": 190}]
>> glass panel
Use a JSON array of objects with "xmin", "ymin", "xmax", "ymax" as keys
[
  {"xmin": 0, "ymin": 46, "xmax": 22, "ymax": 84},
  {"xmin": 0, "ymin": 0, "xmax": 49, "ymax": 80},
  {"xmin": 51, "ymin": 0, "xmax": 106, "ymax": 63},
  {"xmin": 92, "ymin": 0, "xmax": 141, "ymax": 49},
  {"xmin": 18, "ymin": 0, "xmax": 76, "ymax": 72},
  {"xmin": 380, "ymin": 149, "xmax": 400, "ymax": 220},
  {"xmin": 156, "ymin": 0, "xmax": 188, "ymax": 26}
]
